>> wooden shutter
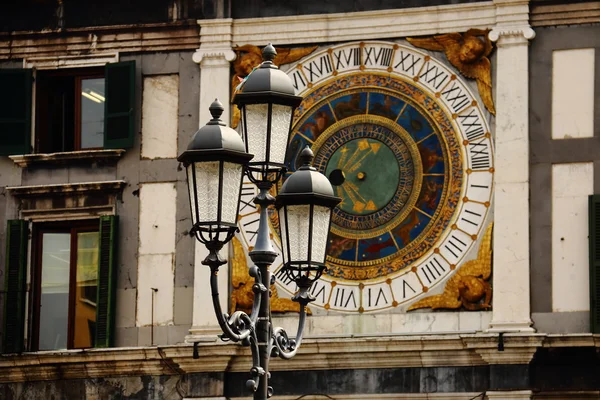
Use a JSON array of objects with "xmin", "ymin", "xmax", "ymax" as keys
[
  {"xmin": 589, "ymin": 195, "xmax": 600, "ymax": 333},
  {"xmin": 104, "ymin": 61, "xmax": 135, "ymax": 149},
  {"xmin": 95, "ymin": 215, "xmax": 118, "ymax": 348},
  {"xmin": 0, "ymin": 69, "xmax": 32, "ymax": 156},
  {"xmin": 2, "ymin": 220, "xmax": 28, "ymax": 353}
]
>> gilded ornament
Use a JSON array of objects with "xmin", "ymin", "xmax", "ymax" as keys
[
  {"xmin": 407, "ymin": 223, "xmax": 493, "ymax": 311},
  {"xmin": 407, "ymin": 29, "xmax": 496, "ymax": 115},
  {"xmin": 230, "ymin": 235, "xmax": 308, "ymax": 314},
  {"xmin": 230, "ymin": 44, "xmax": 318, "ymax": 127}
]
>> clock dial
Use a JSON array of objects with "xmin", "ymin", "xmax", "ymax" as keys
[{"xmin": 237, "ymin": 41, "xmax": 494, "ymax": 313}]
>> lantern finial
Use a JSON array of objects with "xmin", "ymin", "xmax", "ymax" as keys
[
  {"xmin": 299, "ymin": 146, "xmax": 314, "ymax": 167},
  {"xmin": 209, "ymin": 98, "xmax": 225, "ymax": 121},
  {"xmin": 263, "ymin": 43, "xmax": 277, "ymax": 62}
]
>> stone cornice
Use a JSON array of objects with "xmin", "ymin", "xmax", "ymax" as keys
[
  {"xmin": 0, "ymin": 21, "xmax": 199, "ymax": 60},
  {"xmin": 230, "ymin": 2, "xmax": 497, "ymax": 46},
  {"xmin": 531, "ymin": 1, "xmax": 600, "ymax": 27},
  {"xmin": 1, "ymin": 334, "xmax": 597, "ymax": 383}
]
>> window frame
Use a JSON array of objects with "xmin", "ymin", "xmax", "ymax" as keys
[
  {"xmin": 30, "ymin": 219, "xmax": 100, "ymax": 351},
  {"xmin": 34, "ymin": 67, "xmax": 105, "ymax": 154}
]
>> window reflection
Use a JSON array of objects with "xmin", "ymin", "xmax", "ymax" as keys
[
  {"xmin": 39, "ymin": 233, "xmax": 70, "ymax": 351},
  {"xmin": 74, "ymin": 232, "xmax": 99, "ymax": 348},
  {"xmin": 37, "ymin": 228, "xmax": 100, "ymax": 350},
  {"xmin": 80, "ymin": 78, "xmax": 105, "ymax": 149}
]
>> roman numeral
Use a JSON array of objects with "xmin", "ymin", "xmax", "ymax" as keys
[
  {"xmin": 333, "ymin": 47, "xmax": 361, "ymax": 70},
  {"xmin": 239, "ymin": 186, "xmax": 256, "ymax": 212},
  {"xmin": 274, "ymin": 268, "xmax": 294, "ymax": 286},
  {"xmin": 364, "ymin": 46, "xmax": 393, "ymax": 67},
  {"xmin": 420, "ymin": 62, "xmax": 449, "ymax": 90},
  {"xmin": 461, "ymin": 209, "xmax": 482, "ymax": 227},
  {"xmin": 469, "ymin": 140, "xmax": 490, "ymax": 170},
  {"xmin": 394, "ymin": 51, "xmax": 421, "ymax": 75},
  {"xmin": 401, "ymin": 279, "xmax": 416, "ymax": 299},
  {"xmin": 458, "ymin": 109, "xmax": 485, "ymax": 141},
  {"xmin": 310, "ymin": 281, "xmax": 327, "ymax": 304},
  {"xmin": 367, "ymin": 287, "xmax": 389, "ymax": 307},
  {"xmin": 290, "ymin": 70, "xmax": 307, "ymax": 92},
  {"xmin": 442, "ymin": 82, "xmax": 470, "ymax": 112},
  {"xmin": 303, "ymin": 54, "xmax": 333, "ymax": 82},
  {"xmin": 420, "ymin": 258, "xmax": 446, "ymax": 285},
  {"xmin": 444, "ymin": 235, "xmax": 468, "ymax": 258},
  {"xmin": 333, "ymin": 287, "xmax": 357, "ymax": 309},
  {"xmin": 243, "ymin": 217, "xmax": 259, "ymax": 242}
]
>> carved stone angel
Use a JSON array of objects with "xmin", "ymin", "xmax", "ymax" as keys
[
  {"xmin": 407, "ymin": 29, "xmax": 495, "ymax": 115},
  {"xmin": 230, "ymin": 44, "xmax": 318, "ymax": 127}
]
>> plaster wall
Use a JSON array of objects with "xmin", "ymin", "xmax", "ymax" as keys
[
  {"xmin": 551, "ymin": 162, "xmax": 593, "ymax": 313},
  {"xmin": 529, "ymin": 24, "xmax": 600, "ymax": 333}
]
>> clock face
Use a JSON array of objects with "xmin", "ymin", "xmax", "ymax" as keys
[{"xmin": 237, "ymin": 41, "xmax": 493, "ymax": 313}]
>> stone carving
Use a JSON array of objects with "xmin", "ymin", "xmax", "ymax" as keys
[
  {"xmin": 230, "ymin": 44, "xmax": 318, "ymax": 127},
  {"xmin": 407, "ymin": 29, "xmax": 496, "ymax": 115},
  {"xmin": 408, "ymin": 223, "xmax": 493, "ymax": 311},
  {"xmin": 230, "ymin": 235, "xmax": 307, "ymax": 315}
]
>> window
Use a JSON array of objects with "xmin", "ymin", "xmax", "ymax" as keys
[
  {"xmin": 0, "ymin": 61, "xmax": 136, "ymax": 156},
  {"xmin": 2, "ymin": 216, "xmax": 118, "ymax": 353},
  {"xmin": 36, "ymin": 68, "xmax": 106, "ymax": 153}
]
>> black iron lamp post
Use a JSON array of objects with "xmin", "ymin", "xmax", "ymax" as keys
[{"xmin": 178, "ymin": 45, "xmax": 340, "ymax": 400}]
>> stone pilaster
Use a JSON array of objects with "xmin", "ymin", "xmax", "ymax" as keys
[
  {"xmin": 488, "ymin": 0, "xmax": 536, "ymax": 333},
  {"xmin": 187, "ymin": 19, "xmax": 236, "ymax": 341}
]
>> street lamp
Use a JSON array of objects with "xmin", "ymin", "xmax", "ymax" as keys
[{"xmin": 179, "ymin": 45, "xmax": 341, "ymax": 400}]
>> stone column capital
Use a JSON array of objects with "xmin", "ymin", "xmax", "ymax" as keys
[
  {"xmin": 193, "ymin": 18, "xmax": 237, "ymax": 66},
  {"xmin": 489, "ymin": 26, "xmax": 536, "ymax": 45}
]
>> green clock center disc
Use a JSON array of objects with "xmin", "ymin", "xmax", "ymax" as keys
[{"xmin": 326, "ymin": 138, "xmax": 400, "ymax": 216}]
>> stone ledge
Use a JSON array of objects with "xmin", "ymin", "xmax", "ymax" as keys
[
  {"xmin": 1, "ymin": 334, "xmax": 598, "ymax": 383},
  {"xmin": 6, "ymin": 180, "xmax": 126, "ymax": 197},
  {"xmin": 9, "ymin": 149, "xmax": 125, "ymax": 168}
]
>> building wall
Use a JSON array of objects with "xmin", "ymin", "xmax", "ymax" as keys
[
  {"xmin": 0, "ymin": 51, "xmax": 200, "ymax": 350},
  {"xmin": 529, "ymin": 23, "xmax": 600, "ymax": 334}
]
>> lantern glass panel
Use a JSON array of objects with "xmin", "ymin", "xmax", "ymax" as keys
[
  {"xmin": 310, "ymin": 205, "xmax": 331, "ymax": 264},
  {"xmin": 278, "ymin": 207, "xmax": 289, "ymax": 264},
  {"xmin": 282, "ymin": 205, "xmax": 311, "ymax": 264},
  {"xmin": 244, "ymin": 103, "xmax": 269, "ymax": 163},
  {"xmin": 221, "ymin": 161, "xmax": 244, "ymax": 225},
  {"xmin": 189, "ymin": 161, "xmax": 220, "ymax": 225},
  {"xmin": 268, "ymin": 104, "xmax": 293, "ymax": 165}
]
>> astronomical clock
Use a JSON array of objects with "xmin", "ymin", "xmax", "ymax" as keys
[{"xmin": 236, "ymin": 39, "xmax": 494, "ymax": 313}]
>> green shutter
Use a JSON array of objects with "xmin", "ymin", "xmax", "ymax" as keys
[
  {"xmin": 95, "ymin": 215, "xmax": 118, "ymax": 348},
  {"xmin": 589, "ymin": 195, "xmax": 600, "ymax": 333},
  {"xmin": 0, "ymin": 69, "xmax": 32, "ymax": 156},
  {"xmin": 104, "ymin": 61, "xmax": 135, "ymax": 149},
  {"xmin": 3, "ymin": 220, "xmax": 28, "ymax": 353}
]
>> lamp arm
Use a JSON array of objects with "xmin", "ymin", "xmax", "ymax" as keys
[
  {"xmin": 209, "ymin": 266, "xmax": 252, "ymax": 342},
  {"xmin": 271, "ymin": 304, "xmax": 308, "ymax": 360}
]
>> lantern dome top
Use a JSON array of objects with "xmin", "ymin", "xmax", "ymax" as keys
[
  {"xmin": 232, "ymin": 44, "xmax": 302, "ymax": 107},
  {"xmin": 177, "ymin": 99, "xmax": 252, "ymax": 165},
  {"xmin": 276, "ymin": 146, "xmax": 341, "ymax": 208}
]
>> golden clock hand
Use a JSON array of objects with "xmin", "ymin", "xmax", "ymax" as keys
[
  {"xmin": 346, "ymin": 147, "xmax": 372, "ymax": 173},
  {"xmin": 337, "ymin": 147, "xmax": 350, "ymax": 168},
  {"xmin": 340, "ymin": 183, "xmax": 365, "ymax": 213},
  {"xmin": 346, "ymin": 181, "xmax": 378, "ymax": 212},
  {"xmin": 341, "ymin": 139, "xmax": 369, "ymax": 170}
]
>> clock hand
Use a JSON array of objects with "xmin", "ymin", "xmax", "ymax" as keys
[
  {"xmin": 337, "ymin": 147, "xmax": 350, "ymax": 168},
  {"xmin": 341, "ymin": 139, "xmax": 369, "ymax": 170},
  {"xmin": 340, "ymin": 184, "xmax": 365, "ymax": 213}
]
